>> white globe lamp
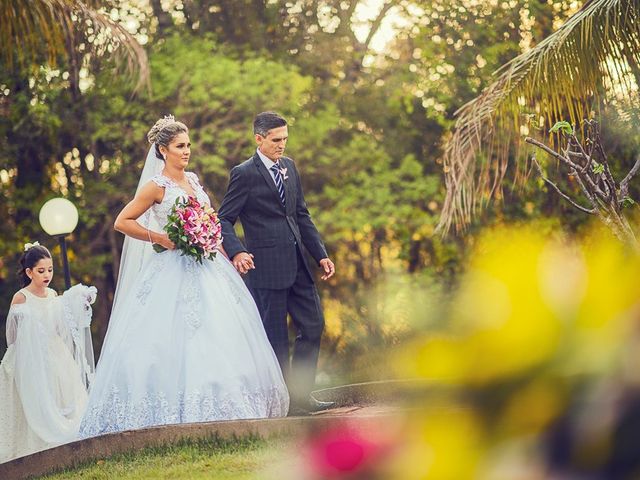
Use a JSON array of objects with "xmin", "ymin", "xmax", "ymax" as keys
[{"xmin": 39, "ymin": 198, "xmax": 79, "ymax": 288}]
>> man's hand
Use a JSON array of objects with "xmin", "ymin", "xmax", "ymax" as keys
[
  {"xmin": 319, "ymin": 258, "xmax": 335, "ymax": 280},
  {"xmin": 232, "ymin": 252, "xmax": 255, "ymax": 274}
]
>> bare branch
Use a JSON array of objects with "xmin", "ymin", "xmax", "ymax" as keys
[
  {"xmin": 526, "ymin": 121, "xmax": 639, "ymax": 251},
  {"xmin": 341, "ymin": 0, "xmax": 359, "ymax": 22},
  {"xmin": 336, "ymin": 0, "xmax": 360, "ymax": 41},
  {"xmin": 526, "ymin": 136, "xmax": 610, "ymax": 200},
  {"xmin": 569, "ymin": 134, "xmax": 593, "ymax": 172},
  {"xmin": 570, "ymin": 131, "xmax": 611, "ymax": 202},
  {"xmin": 592, "ymin": 133, "xmax": 619, "ymax": 203},
  {"xmin": 620, "ymin": 154, "xmax": 640, "ymax": 199},
  {"xmin": 569, "ymin": 170, "xmax": 597, "ymax": 206},
  {"xmin": 568, "ymin": 135, "xmax": 610, "ymax": 199},
  {"xmin": 567, "ymin": 150, "xmax": 587, "ymax": 157},
  {"xmin": 599, "ymin": 175, "xmax": 612, "ymax": 201},
  {"xmin": 525, "ymin": 137, "xmax": 581, "ymax": 170},
  {"xmin": 363, "ymin": 1, "xmax": 395, "ymax": 51},
  {"xmin": 564, "ymin": 143, "xmax": 590, "ymax": 176},
  {"xmin": 585, "ymin": 122, "xmax": 598, "ymax": 162},
  {"xmin": 532, "ymin": 158, "xmax": 596, "ymax": 214}
]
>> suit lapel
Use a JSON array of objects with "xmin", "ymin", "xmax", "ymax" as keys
[{"xmin": 253, "ymin": 154, "xmax": 286, "ymax": 212}]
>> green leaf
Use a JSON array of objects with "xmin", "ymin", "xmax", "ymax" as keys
[
  {"xmin": 549, "ymin": 121, "xmax": 573, "ymax": 135},
  {"xmin": 592, "ymin": 162, "xmax": 605, "ymax": 174},
  {"xmin": 622, "ymin": 196, "xmax": 636, "ymax": 208}
]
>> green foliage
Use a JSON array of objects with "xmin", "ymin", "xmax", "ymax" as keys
[
  {"xmin": 550, "ymin": 121, "xmax": 574, "ymax": 135},
  {"xmin": 143, "ymin": 33, "xmax": 314, "ymax": 202},
  {"xmin": 441, "ymin": 0, "xmax": 640, "ymax": 232},
  {"xmin": 592, "ymin": 162, "xmax": 605, "ymax": 175},
  {"xmin": 2, "ymin": 1, "xmax": 638, "ymax": 380},
  {"xmin": 622, "ymin": 196, "xmax": 636, "ymax": 209}
]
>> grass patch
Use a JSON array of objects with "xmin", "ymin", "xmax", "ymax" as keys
[{"xmin": 39, "ymin": 435, "xmax": 293, "ymax": 480}]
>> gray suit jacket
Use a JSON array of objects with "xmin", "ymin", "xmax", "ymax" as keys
[{"xmin": 218, "ymin": 153, "xmax": 328, "ymax": 289}]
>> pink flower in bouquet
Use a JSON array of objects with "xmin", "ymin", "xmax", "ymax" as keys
[{"xmin": 153, "ymin": 196, "xmax": 223, "ymax": 263}]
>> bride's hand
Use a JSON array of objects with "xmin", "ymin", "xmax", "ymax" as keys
[{"xmin": 155, "ymin": 233, "xmax": 176, "ymax": 250}]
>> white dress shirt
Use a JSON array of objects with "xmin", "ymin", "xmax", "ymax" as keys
[{"xmin": 257, "ymin": 148, "xmax": 281, "ymax": 186}]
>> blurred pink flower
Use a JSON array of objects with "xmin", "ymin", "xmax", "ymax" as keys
[{"xmin": 304, "ymin": 422, "xmax": 394, "ymax": 478}]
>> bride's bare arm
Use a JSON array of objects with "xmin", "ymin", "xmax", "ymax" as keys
[
  {"xmin": 114, "ymin": 182, "xmax": 175, "ymax": 250},
  {"xmin": 217, "ymin": 243, "xmax": 229, "ymax": 260}
]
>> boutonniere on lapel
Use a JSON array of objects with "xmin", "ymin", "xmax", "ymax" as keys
[{"xmin": 279, "ymin": 167, "xmax": 289, "ymax": 181}]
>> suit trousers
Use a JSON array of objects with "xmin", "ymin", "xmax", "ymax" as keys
[{"xmin": 249, "ymin": 247, "xmax": 325, "ymax": 403}]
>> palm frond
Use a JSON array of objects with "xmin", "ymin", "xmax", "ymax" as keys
[
  {"xmin": 0, "ymin": 0, "xmax": 148, "ymax": 91},
  {"xmin": 437, "ymin": 0, "xmax": 640, "ymax": 234}
]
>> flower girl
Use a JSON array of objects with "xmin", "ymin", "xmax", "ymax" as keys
[{"xmin": 0, "ymin": 243, "xmax": 96, "ymax": 462}]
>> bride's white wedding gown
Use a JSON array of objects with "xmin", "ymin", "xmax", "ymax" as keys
[{"xmin": 79, "ymin": 172, "xmax": 289, "ymax": 438}]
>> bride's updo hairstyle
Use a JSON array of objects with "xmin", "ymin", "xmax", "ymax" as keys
[
  {"xmin": 147, "ymin": 115, "xmax": 189, "ymax": 161},
  {"xmin": 18, "ymin": 244, "xmax": 52, "ymax": 287}
]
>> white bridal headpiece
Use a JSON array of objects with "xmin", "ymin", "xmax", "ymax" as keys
[
  {"xmin": 154, "ymin": 114, "xmax": 176, "ymax": 142},
  {"xmin": 24, "ymin": 241, "xmax": 40, "ymax": 251}
]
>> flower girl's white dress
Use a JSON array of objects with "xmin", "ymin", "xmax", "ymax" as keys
[
  {"xmin": 79, "ymin": 173, "xmax": 289, "ymax": 438},
  {"xmin": 0, "ymin": 285, "xmax": 96, "ymax": 462}
]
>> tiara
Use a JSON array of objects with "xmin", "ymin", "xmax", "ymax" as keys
[
  {"xmin": 158, "ymin": 114, "xmax": 176, "ymax": 130},
  {"xmin": 153, "ymin": 114, "xmax": 177, "ymax": 144},
  {"xmin": 24, "ymin": 241, "xmax": 40, "ymax": 252}
]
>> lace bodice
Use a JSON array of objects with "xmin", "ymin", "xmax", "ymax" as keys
[{"xmin": 149, "ymin": 172, "xmax": 210, "ymax": 227}]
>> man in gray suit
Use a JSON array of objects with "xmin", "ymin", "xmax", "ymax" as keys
[{"xmin": 218, "ymin": 111, "xmax": 335, "ymax": 414}]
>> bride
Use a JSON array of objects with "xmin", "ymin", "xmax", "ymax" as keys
[{"xmin": 79, "ymin": 116, "xmax": 289, "ymax": 437}]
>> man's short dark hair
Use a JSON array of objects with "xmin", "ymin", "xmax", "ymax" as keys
[{"xmin": 253, "ymin": 111, "xmax": 287, "ymax": 137}]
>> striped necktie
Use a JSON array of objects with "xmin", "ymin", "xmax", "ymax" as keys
[{"xmin": 270, "ymin": 163, "xmax": 286, "ymax": 206}]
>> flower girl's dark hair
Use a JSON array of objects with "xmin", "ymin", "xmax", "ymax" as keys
[{"xmin": 18, "ymin": 244, "xmax": 52, "ymax": 287}]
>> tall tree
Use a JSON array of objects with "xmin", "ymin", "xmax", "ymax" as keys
[
  {"xmin": 438, "ymin": 0, "xmax": 640, "ymax": 233},
  {"xmin": 0, "ymin": 0, "xmax": 148, "ymax": 91}
]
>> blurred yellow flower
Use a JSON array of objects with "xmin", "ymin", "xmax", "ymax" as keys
[{"xmin": 391, "ymin": 406, "xmax": 484, "ymax": 479}]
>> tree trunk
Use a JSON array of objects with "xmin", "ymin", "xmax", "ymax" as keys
[{"xmin": 151, "ymin": 0, "xmax": 174, "ymax": 34}]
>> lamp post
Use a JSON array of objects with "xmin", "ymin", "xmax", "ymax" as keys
[{"xmin": 39, "ymin": 198, "xmax": 79, "ymax": 290}]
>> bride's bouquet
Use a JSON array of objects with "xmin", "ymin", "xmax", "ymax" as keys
[{"xmin": 153, "ymin": 196, "xmax": 223, "ymax": 263}]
